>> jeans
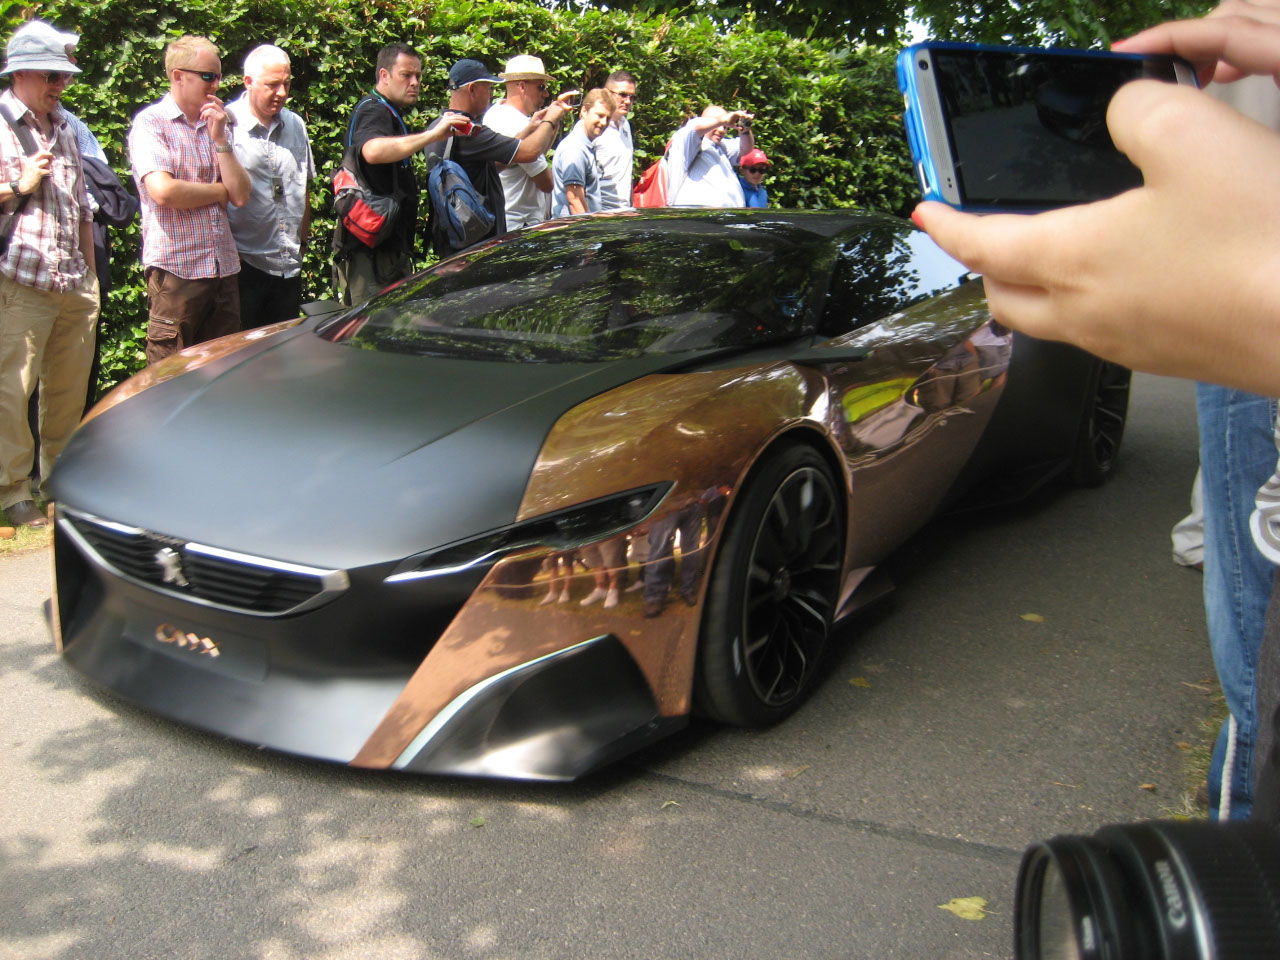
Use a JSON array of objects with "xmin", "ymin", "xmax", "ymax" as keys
[{"xmin": 1197, "ymin": 383, "xmax": 1278, "ymax": 820}]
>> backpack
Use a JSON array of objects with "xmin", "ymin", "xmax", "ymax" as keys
[
  {"xmin": 332, "ymin": 145, "xmax": 400, "ymax": 248},
  {"xmin": 426, "ymin": 136, "xmax": 494, "ymax": 253},
  {"xmin": 331, "ymin": 96, "xmax": 406, "ymax": 249},
  {"xmin": 632, "ymin": 140, "xmax": 672, "ymax": 208}
]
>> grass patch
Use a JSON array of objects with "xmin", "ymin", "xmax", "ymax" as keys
[
  {"xmin": 1168, "ymin": 680, "xmax": 1227, "ymax": 819},
  {"xmin": 0, "ymin": 500, "xmax": 53, "ymax": 557}
]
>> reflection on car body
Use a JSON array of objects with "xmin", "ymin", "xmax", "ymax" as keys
[{"xmin": 49, "ymin": 209, "xmax": 1127, "ymax": 780}]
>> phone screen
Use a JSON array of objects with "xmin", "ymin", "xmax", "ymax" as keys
[{"xmin": 901, "ymin": 45, "xmax": 1192, "ymax": 210}]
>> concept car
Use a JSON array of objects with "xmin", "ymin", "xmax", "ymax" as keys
[{"xmin": 48, "ymin": 209, "xmax": 1128, "ymax": 780}]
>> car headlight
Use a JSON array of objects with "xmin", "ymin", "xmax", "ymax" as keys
[{"xmin": 385, "ymin": 483, "xmax": 671, "ymax": 583}]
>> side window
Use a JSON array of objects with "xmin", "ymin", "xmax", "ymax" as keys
[{"xmin": 818, "ymin": 226, "xmax": 972, "ymax": 338}]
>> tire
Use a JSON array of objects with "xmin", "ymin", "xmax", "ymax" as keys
[
  {"xmin": 694, "ymin": 443, "xmax": 844, "ymax": 727},
  {"xmin": 1071, "ymin": 360, "xmax": 1131, "ymax": 487}
]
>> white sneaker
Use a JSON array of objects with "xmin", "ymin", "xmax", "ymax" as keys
[
  {"xmin": 557, "ymin": 588, "xmax": 571, "ymax": 603},
  {"xmin": 580, "ymin": 586, "xmax": 607, "ymax": 606},
  {"xmin": 539, "ymin": 589, "xmax": 558, "ymax": 606},
  {"xmin": 603, "ymin": 586, "xmax": 619, "ymax": 609}
]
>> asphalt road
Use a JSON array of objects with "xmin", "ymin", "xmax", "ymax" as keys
[{"xmin": 0, "ymin": 372, "xmax": 1213, "ymax": 960}]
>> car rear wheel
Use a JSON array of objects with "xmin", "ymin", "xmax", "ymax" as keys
[
  {"xmin": 1071, "ymin": 360, "xmax": 1131, "ymax": 487},
  {"xmin": 694, "ymin": 444, "xmax": 844, "ymax": 727}
]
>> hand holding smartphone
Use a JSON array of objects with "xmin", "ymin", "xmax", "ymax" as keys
[{"xmin": 897, "ymin": 42, "xmax": 1197, "ymax": 212}]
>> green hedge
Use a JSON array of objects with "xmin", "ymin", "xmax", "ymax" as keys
[{"xmin": 5, "ymin": 0, "xmax": 916, "ymax": 393}]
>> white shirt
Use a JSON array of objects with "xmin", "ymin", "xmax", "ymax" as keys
[
  {"xmin": 592, "ymin": 115, "xmax": 633, "ymax": 210},
  {"xmin": 667, "ymin": 118, "xmax": 745, "ymax": 208},
  {"xmin": 483, "ymin": 101, "xmax": 550, "ymax": 230}
]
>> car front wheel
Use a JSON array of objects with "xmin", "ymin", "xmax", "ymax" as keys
[
  {"xmin": 1071, "ymin": 360, "xmax": 1131, "ymax": 487},
  {"xmin": 694, "ymin": 443, "xmax": 844, "ymax": 727}
]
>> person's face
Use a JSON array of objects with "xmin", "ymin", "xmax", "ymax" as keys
[
  {"xmin": 514, "ymin": 79, "xmax": 547, "ymax": 108},
  {"xmin": 380, "ymin": 53, "xmax": 421, "ymax": 109},
  {"xmin": 581, "ymin": 100, "xmax": 612, "ymax": 140},
  {"xmin": 467, "ymin": 80, "xmax": 495, "ymax": 113},
  {"xmin": 13, "ymin": 68, "xmax": 74, "ymax": 114},
  {"xmin": 172, "ymin": 48, "xmax": 222, "ymax": 109},
  {"xmin": 705, "ymin": 107, "xmax": 729, "ymax": 144},
  {"xmin": 244, "ymin": 60, "xmax": 291, "ymax": 122},
  {"xmin": 741, "ymin": 162, "xmax": 768, "ymax": 185},
  {"xmin": 604, "ymin": 79, "xmax": 635, "ymax": 120}
]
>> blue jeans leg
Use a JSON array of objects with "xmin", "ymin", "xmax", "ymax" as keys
[{"xmin": 1197, "ymin": 383, "xmax": 1278, "ymax": 820}]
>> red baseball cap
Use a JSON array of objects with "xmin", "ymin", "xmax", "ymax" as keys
[{"xmin": 739, "ymin": 149, "xmax": 771, "ymax": 167}]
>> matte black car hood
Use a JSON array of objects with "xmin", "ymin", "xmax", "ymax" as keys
[{"xmin": 51, "ymin": 327, "xmax": 714, "ymax": 570}]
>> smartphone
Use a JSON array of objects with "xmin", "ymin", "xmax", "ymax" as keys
[{"xmin": 897, "ymin": 42, "xmax": 1197, "ymax": 211}]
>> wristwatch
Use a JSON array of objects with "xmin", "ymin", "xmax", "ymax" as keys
[
  {"xmin": 214, "ymin": 143, "xmax": 233, "ymax": 154},
  {"xmin": 9, "ymin": 179, "xmax": 22, "ymax": 197}
]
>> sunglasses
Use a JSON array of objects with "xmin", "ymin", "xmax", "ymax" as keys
[
  {"xmin": 177, "ymin": 68, "xmax": 221, "ymax": 83},
  {"xmin": 520, "ymin": 81, "xmax": 548, "ymax": 92},
  {"xmin": 40, "ymin": 71, "xmax": 74, "ymax": 84},
  {"xmin": 743, "ymin": 166, "xmax": 769, "ymax": 174}
]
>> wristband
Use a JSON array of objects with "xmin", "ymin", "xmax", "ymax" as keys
[{"xmin": 214, "ymin": 143, "xmax": 233, "ymax": 154}]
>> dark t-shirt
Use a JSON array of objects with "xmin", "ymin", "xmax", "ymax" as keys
[
  {"xmin": 424, "ymin": 115, "xmax": 520, "ymax": 253},
  {"xmin": 344, "ymin": 95, "xmax": 417, "ymax": 255}
]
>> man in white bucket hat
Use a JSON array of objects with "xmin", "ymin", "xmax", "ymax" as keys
[{"xmin": 0, "ymin": 20, "xmax": 97, "ymax": 529}]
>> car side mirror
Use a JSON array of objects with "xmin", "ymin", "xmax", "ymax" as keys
[{"xmin": 300, "ymin": 299, "xmax": 347, "ymax": 320}]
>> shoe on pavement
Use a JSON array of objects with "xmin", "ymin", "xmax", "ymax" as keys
[
  {"xmin": 643, "ymin": 598, "xmax": 663, "ymax": 619},
  {"xmin": 7, "ymin": 500, "xmax": 47, "ymax": 528},
  {"xmin": 603, "ymin": 586, "xmax": 619, "ymax": 609}
]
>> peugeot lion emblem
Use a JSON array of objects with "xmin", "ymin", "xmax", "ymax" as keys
[{"xmin": 155, "ymin": 546, "xmax": 190, "ymax": 587}]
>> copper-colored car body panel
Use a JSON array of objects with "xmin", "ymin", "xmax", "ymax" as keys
[{"xmin": 353, "ymin": 283, "xmax": 1010, "ymax": 771}]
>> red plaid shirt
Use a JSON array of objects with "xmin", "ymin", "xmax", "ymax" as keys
[
  {"xmin": 0, "ymin": 90, "xmax": 93, "ymax": 293},
  {"xmin": 128, "ymin": 93, "xmax": 239, "ymax": 278}
]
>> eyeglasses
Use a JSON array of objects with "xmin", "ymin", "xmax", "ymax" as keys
[
  {"xmin": 743, "ymin": 166, "xmax": 769, "ymax": 174},
  {"xmin": 519, "ymin": 81, "xmax": 547, "ymax": 92},
  {"xmin": 177, "ymin": 68, "xmax": 221, "ymax": 83},
  {"xmin": 39, "ymin": 72, "xmax": 73, "ymax": 85}
]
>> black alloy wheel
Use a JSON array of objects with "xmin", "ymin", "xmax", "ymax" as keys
[
  {"xmin": 1071, "ymin": 360, "xmax": 1131, "ymax": 487},
  {"xmin": 694, "ymin": 443, "xmax": 845, "ymax": 727}
]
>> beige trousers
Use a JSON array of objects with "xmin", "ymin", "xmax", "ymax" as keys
[{"xmin": 0, "ymin": 271, "xmax": 99, "ymax": 508}]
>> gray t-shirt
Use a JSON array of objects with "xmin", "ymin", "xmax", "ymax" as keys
[{"xmin": 552, "ymin": 121, "xmax": 602, "ymax": 217}]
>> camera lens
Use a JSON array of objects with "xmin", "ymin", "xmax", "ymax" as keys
[
  {"xmin": 1015, "ymin": 820, "xmax": 1280, "ymax": 960},
  {"xmin": 919, "ymin": 58, "xmax": 929, "ymax": 71}
]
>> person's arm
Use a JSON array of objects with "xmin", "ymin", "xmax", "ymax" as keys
[
  {"xmin": 361, "ymin": 113, "xmax": 470, "ymax": 165},
  {"xmin": 512, "ymin": 102, "xmax": 570, "ymax": 163},
  {"xmin": 141, "ymin": 170, "xmax": 229, "ymax": 208},
  {"xmin": 732, "ymin": 114, "xmax": 755, "ymax": 158},
  {"xmin": 531, "ymin": 167, "xmax": 553, "ymax": 194},
  {"xmin": 914, "ymin": 80, "xmax": 1280, "ymax": 395},
  {"xmin": 912, "ymin": 3, "xmax": 1280, "ymax": 397},
  {"xmin": 565, "ymin": 182, "xmax": 588, "ymax": 214},
  {"xmin": 79, "ymin": 219, "xmax": 95, "ymax": 277},
  {"xmin": 2, "ymin": 150, "xmax": 51, "ymax": 201},
  {"xmin": 202, "ymin": 96, "xmax": 250, "ymax": 207},
  {"xmin": 300, "ymin": 188, "xmax": 312, "ymax": 249}
]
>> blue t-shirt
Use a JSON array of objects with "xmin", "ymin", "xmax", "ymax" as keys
[
  {"xmin": 738, "ymin": 176, "xmax": 768, "ymax": 208},
  {"xmin": 552, "ymin": 122, "xmax": 602, "ymax": 216}
]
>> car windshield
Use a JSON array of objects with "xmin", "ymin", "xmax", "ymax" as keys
[{"xmin": 320, "ymin": 215, "xmax": 836, "ymax": 363}]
